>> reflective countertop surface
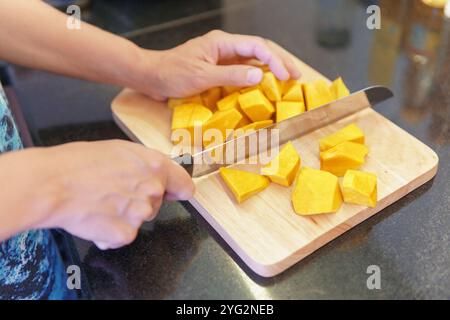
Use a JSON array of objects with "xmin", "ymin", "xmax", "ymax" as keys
[{"xmin": 9, "ymin": 0, "xmax": 450, "ymax": 299}]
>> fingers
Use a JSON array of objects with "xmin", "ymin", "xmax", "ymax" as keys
[
  {"xmin": 92, "ymin": 198, "xmax": 152, "ymax": 251},
  {"xmin": 92, "ymin": 218, "xmax": 138, "ymax": 250},
  {"xmin": 125, "ymin": 143, "xmax": 195, "ymax": 201},
  {"xmin": 206, "ymin": 30, "xmax": 300, "ymax": 81},
  {"xmin": 123, "ymin": 197, "xmax": 153, "ymax": 227},
  {"xmin": 94, "ymin": 241, "xmax": 110, "ymax": 250},
  {"xmin": 164, "ymin": 159, "xmax": 195, "ymax": 201},
  {"xmin": 205, "ymin": 64, "xmax": 263, "ymax": 87},
  {"xmin": 266, "ymin": 41, "xmax": 301, "ymax": 79},
  {"xmin": 95, "ymin": 195, "xmax": 163, "ymax": 250}
]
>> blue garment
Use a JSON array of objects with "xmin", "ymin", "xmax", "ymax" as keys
[{"xmin": 0, "ymin": 83, "xmax": 71, "ymax": 299}]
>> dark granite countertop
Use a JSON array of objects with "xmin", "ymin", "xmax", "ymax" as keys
[{"xmin": 7, "ymin": 0, "xmax": 450, "ymax": 299}]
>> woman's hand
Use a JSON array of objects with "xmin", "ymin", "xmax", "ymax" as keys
[
  {"xmin": 135, "ymin": 30, "xmax": 301, "ymax": 101},
  {"xmin": 0, "ymin": 140, "xmax": 194, "ymax": 249}
]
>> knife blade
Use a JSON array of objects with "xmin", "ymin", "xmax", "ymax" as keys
[{"xmin": 174, "ymin": 85, "xmax": 393, "ymax": 178}]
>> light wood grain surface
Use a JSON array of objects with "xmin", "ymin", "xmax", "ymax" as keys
[{"xmin": 111, "ymin": 53, "xmax": 438, "ymax": 277}]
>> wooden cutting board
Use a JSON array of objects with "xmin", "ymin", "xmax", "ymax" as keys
[{"xmin": 111, "ymin": 57, "xmax": 438, "ymax": 277}]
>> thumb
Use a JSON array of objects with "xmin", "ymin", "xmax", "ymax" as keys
[{"xmin": 205, "ymin": 64, "xmax": 263, "ymax": 87}]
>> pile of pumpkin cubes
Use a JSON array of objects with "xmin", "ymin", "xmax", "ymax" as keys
[
  {"xmin": 220, "ymin": 124, "xmax": 378, "ymax": 215},
  {"xmin": 169, "ymin": 69, "xmax": 377, "ymax": 215},
  {"xmin": 169, "ymin": 68, "xmax": 350, "ymax": 147}
]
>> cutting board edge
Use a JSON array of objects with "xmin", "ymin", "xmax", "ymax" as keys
[
  {"xmin": 189, "ymin": 161, "xmax": 438, "ymax": 277},
  {"xmin": 113, "ymin": 112, "xmax": 142, "ymax": 143}
]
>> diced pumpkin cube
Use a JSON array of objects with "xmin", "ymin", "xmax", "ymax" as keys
[
  {"xmin": 319, "ymin": 124, "xmax": 365, "ymax": 151},
  {"xmin": 236, "ymin": 113, "xmax": 252, "ymax": 129},
  {"xmin": 171, "ymin": 104, "xmax": 194, "ymax": 130},
  {"xmin": 203, "ymin": 108, "xmax": 243, "ymax": 146},
  {"xmin": 239, "ymin": 120, "xmax": 274, "ymax": 131},
  {"xmin": 320, "ymin": 141, "xmax": 369, "ymax": 176},
  {"xmin": 261, "ymin": 142, "xmax": 301, "ymax": 187},
  {"xmin": 238, "ymin": 89, "xmax": 275, "ymax": 122},
  {"xmin": 171, "ymin": 104, "xmax": 212, "ymax": 145},
  {"xmin": 342, "ymin": 170, "xmax": 377, "ymax": 208},
  {"xmin": 282, "ymin": 82, "xmax": 304, "ymax": 102},
  {"xmin": 280, "ymin": 79, "xmax": 297, "ymax": 95},
  {"xmin": 168, "ymin": 95, "xmax": 203, "ymax": 109},
  {"xmin": 315, "ymin": 80, "xmax": 334, "ymax": 104},
  {"xmin": 260, "ymin": 72, "xmax": 282, "ymax": 101},
  {"xmin": 233, "ymin": 120, "xmax": 274, "ymax": 138},
  {"xmin": 219, "ymin": 167, "xmax": 270, "ymax": 203},
  {"xmin": 303, "ymin": 80, "xmax": 334, "ymax": 110},
  {"xmin": 222, "ymin": 86, "xmax": 241, "ymax": 96},
  {"xmin": 292, "ymin": 167, "xmax": 342, "ymax": 215},
  {"xmin": 190, "ymin": 104, "xmax": 213, "ymax": 126},
  {"xmin": 303, "ymin": 83, "xmax": 321, "ymax": 110},
  {"xmin": 201, "ymin": 87, "xmax": 222, "ymax": 111},
  {"xmin": 276, "ymin": 101, "xmax": 305, "ymax": 122},
  {"xmin": 217, "ymin": 92, "xmax": 240, "ymax": 111},
  {"xmin": 240, "ymin": 85, "xmax": 261, "ymax": 94},
  {"xmin": 217, "ymin": 92, "xmax": 251, "ymax": 129},
  {"xmin": 330, "ymin": 77, "xmax": 350, "ymax": 100}
]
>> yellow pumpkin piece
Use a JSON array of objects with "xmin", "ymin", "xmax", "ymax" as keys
[
  {"xmin": 342, "ymin": 170, "xmax": 377, "ymax": 208},
  {"xmin": 236, "ymin": 113, "xmax": 252, "ymax": 129},
  {"xmin": 171, "ymin": 104, "xmax": 194, "ymax": 131},
  {"xmin": 216, "ymin": 92, "xmax": 250, "ymax": 129},
  {"xmin": 219, "ymin": 167, "xmax": 270, "ymax": 203},
  {"xmin": 203, "ymin": 108, "xmax": 243, "ymax": 146},
  {"xmin": 168, "ymin": 95, "xmax": 203, "ymax": 109},
  {"xmin": 320, "ymin": 141, "xmax": 369, "ymax": 176},
  {"xmin": 261, "ymin": 142, "xmax": 301, "ymax": 187},
  {"xmin": 280, "ymin": 79, "xmax": 297, "ymax": 95},
  {"xmin": 303, "ymin": 80, "xmax": 334, "ymax": 110},
  {"xmin": 222, "ymin": 85, "xmax": 241, "ymax": 96},
  {"xmin": 240, "ymin": 85, "xmax": 261, "ymax": 94},
  {"xmin": 217, "ymin": 92, "xmax": 240, "ymax": 111},
  {"xmin": 190, "ymin": 104, "xmax": 213, "ymax": 126},
  {"xmin": 233, "ymin": 120, "xmax": 274, "ymax": 138},
  {"xmin": 171, "ymin": 104, "xmax": 212, "ymax": 145},
  {"xmin": 260, "ymin": 72, "xmax": 282, "ymax": 102},
  {"xmin": 303, "ymin": 83, "xmax": 321, "ymax": 110},
  {"xmin": 238, "ymin": 89, "xmax": 275, "ymax": 122},
  {"xmin": 315, "ymin": 80, "xmax": 334, "ymax": 104},
  {"xmin": 241, "ymin": 119, "xmax": 274, "ymax": 131},
  {"xmin": 276, "ymin": 101, "xmax": 305, "ymax": 122},
  {"xmin": 201, "ymin": 87, "xmax": 222, "ymax": 111},
  {"xmin": 292, "ymin": 167, "xmax": 342, "ymax": 215},
  {"xmin": 330, "ymin": 77, "xmax": 350, "ymax": 100},
  {"xmin": 319, "ymin": 123, "xmax": 365, "ymax": 152},
  {"xmin": 282, "ymin": 82, "xmax": 304, "ymax": 102}
]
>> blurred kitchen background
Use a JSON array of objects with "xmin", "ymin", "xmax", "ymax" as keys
[{"xmin": 1, "ymin": 0, "xmax": 447, "ymax": 148}]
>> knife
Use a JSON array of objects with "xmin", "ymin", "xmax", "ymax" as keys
[{"xmin": 174, "ymin": 85, "xmax": 393, "ymax": 178}]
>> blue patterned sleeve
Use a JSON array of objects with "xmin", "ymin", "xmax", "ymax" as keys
[{"xmin": 0, "ymin": 82, "xmax": 74, "ymax": 300}]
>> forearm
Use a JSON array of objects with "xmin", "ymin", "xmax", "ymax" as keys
[
  {"xmin": 0, "ymin": 149, "xmax": 54, "ymax": 241},
  {"xmin": 0, "ymin": 0, "xmax": 153, "ymax": 89}
]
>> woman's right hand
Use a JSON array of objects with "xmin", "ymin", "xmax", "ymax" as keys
[{"xmin": 0, "ymin": 140, "xmax": 194, "ymax": 249}]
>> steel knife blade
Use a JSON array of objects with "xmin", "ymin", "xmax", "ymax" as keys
[{"xmin": 174, "ymin": 85, "xmax": 393, "ymax": 178}]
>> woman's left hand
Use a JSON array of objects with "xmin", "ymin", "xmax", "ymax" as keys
[{"xmin": 135, "ymin": 30, "xmax": 301, "ymax": 101}]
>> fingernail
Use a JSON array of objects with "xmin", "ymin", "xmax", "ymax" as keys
[{"xmin": 247, "ymin": 68, "xmax": 263, "ymax": 85}]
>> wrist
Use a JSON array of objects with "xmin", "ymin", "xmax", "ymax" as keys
[
  {"xmin": 125, "ymin": 45, "xmax": 166, "ymax": 100},
  {"xmin": 0, "ymin": 149, "xmax": 61, "ymax": 239}
]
